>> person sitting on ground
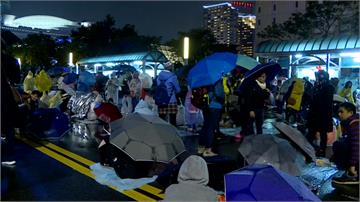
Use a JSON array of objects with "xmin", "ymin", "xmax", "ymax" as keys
[
  {"xmin": 134, "ymin": 89, "xmax": 158, "ymax": 116},
  {"xmin": 162, "ymin": 155, "xmax": 218, "ymax": 202},
  {"xmin": 332, "ymin": 102, "xmax": 359, "ymax": 185}
]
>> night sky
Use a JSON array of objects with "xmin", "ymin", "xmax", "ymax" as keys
[{"xmin": 8, "ymin": 1, "xmax": 225, "ymax": 42}]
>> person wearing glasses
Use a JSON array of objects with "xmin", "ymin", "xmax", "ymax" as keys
[{"xmin": 332, "ymin": 102, "xmax": 359, "ymax": 185}]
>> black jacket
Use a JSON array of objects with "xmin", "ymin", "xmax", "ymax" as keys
[
  {"xmin": 244, "ymin": 80, "xmax": 270, "ymax": 112},
  {"xmin": 307, "ymin": 81, "xmax": 334, "ymax": 132}
]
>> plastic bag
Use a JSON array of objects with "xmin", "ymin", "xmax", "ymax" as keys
[{"xmin": 35, "ymin": 70, "xmax": 52, "ymax": 93}]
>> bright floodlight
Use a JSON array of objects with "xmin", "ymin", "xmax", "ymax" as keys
[
  {"xmin": 295, "ymin": 54, "xmax": 303, "ymax": 59},
  {"xmin": 339, "ymin": 52, "xmax": 360, "ymax": 57},
  {"xmin": 184, "ymin": 37, "xmax": 189, "ymax": 60}
]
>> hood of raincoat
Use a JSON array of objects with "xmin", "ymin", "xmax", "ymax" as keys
[{"xmin": 177, "ymin": 155, "xmax": 209, "ymax": 185}]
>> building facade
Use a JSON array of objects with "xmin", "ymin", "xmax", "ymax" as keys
[
  {"xmin": 254, "ymin": 1, "xmax": 307, "ymax": 46},
  {"xmin": 203, "ymin": 1, "xmax": 256, "ymax": 56},
  {"xmin": 238, "ymin": 14, "xmax": 256, "ymax": 56}
]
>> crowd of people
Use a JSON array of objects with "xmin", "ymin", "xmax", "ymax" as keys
[{"xmin": 2, "ymin": 39, "xmax": 359, "ymax": 200}]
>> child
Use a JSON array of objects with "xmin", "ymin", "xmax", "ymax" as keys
[{"xmin": 185, "ymin": 86, "xmax": 201, "ymax": 133}]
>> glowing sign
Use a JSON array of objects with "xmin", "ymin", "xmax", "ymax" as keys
[{"xmin": 231, "ymin": 1, "xmax": 255, "ymax": 8}]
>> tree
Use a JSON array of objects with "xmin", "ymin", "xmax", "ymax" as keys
[
  {"xmin": 166, "ymin": 29, "xmax": 218, "ymax": 66},
  {"xmin": 71, "ymin": 15, "xmax": 162, "ymax": 58},
  {"xmin": 11, "ymin": 34, "xmax": 56, "ymax": 71},
  {"xmin": 258, "ymin": 1, "xmax": 359, "ymax": 41}
]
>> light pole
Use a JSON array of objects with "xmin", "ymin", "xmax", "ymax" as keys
[{"xmin": 183, "ymin": 37, "xmax": 189, "ymax": 66}]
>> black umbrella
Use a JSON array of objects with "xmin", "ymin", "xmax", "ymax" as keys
[{"xmin": 243, "ymin": 62, "xmax": 281, "ymax": 83}]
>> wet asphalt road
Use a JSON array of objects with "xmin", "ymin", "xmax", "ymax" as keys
[{"xmin": 1, "ymin": 109, "xmax": 358, "ymax": 201}]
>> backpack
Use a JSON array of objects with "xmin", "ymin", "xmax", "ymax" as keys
[
  {"xmin": 191, "ymin": 86, "xmax": 209, "ymax": 110},
  {"xmin": 155, "ymin": 78, "xmax": 172, "ymax": 106}
]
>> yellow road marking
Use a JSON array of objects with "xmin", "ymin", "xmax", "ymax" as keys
[
  {"xmin": 139, "ymin": 184, "xmax": 165, "ymax": 199},
  {"xmin": 20, "ymin": 137, "xmax": 95, "ymax": 179},
  {"xmin": 39, "ymin": 140, "xmax": 95, "ymax": 166},
  {"xmin": 18, "ymin": 137, "xmax": 158, "ymax": 202}
]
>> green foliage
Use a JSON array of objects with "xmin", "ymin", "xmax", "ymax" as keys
[
  {"xmin": 258, "ymin": 1, "xmax": 359, "ymax": 41},
  {"xmin": 11, "ymin": 34, "xmax": 56, "ymax": 71}
]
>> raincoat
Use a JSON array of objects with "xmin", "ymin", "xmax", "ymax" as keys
[
  {"xmin": 48, "ymin": 91, "xmax": 63, "ymax": 108},
  {"xmin": 134, "ymin": 99, "xmax": 158, "ymax": 116},
  {"xmin": 23, "ymin": 71, "xmax": 35, "ymax": 94},
  {"xmin": 286, "ymin": 78, "xmax": 305, "ymax": 111},
  {"xmin": 105, "ymin": 75, "xmax": 120, "ymax": 105},
  {"xmin": 35, "ymin": 70, "xmax": 52, "ymax": 93},
  {"xmin": 163, "ymin": 155, "xmax": 218, "ymax": 202},
  {"xmin": 156, "ymin": 70, "xmax": 181, "ymax": 104},
  {"xmin": 339, "ymin": 87, "xmax": 355, "ymax": 104}
]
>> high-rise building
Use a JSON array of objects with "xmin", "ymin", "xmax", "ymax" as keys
[
  {"xmin": 203, "ymin": 2, "xmax": 239, "ymax": 46},
  {"xmin": 238, "ymin": 14, "xmax": 256, "ymax": 56},
  {"xmin": 203, "ymin": 1, "xmax": 256, "ymax": 56}
]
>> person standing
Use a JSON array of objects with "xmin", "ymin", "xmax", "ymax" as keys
[
  {"xmin": 331, "ymin": 102, "xmax": 359, "ymax": 184},
  {"xmin": 105, "ymin": 73, "xmax": 120, "ymax": 105},
  {"xmin": 339, "ymin": 81, "xmax": 355, "ymax": 104},
  {"xmin": 306, "ymin": 70, "xmax": 334, "ymax": 157},
  {"xmin": 284, "ymin": 78, "xmax": 305, "ymax": 125},
  {"xmin": 1, "ymin": 50, "xmax": 21, "ymax": 166},
  {"xmin": 128, "ymin": 72, "xmax": 142, "ymax": 109},
  {"xmin": 198, "ymin": 78, "xmax": 225, "ymax": 156},
  {"xmin": 155, "ymin": 63, "xmax": 181, "ymax": 126},
  {"xmin": 243, "ymin": 72, "xmax": 270, "ymax": 135}
]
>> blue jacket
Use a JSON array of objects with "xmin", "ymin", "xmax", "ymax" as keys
[
  {"xmin": 208, "ymin": 79, "xmax": 225, "ymax": 109},
  {"xmin": 157, "ymin": 70, "xmax": 181, "ymax": 104}
]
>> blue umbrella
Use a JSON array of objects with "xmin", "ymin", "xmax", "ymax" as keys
[
  {"xmin": 236, "ymin": 54, "xmax": 259, "ymax": 70},
  {"xmin": 243, "ymin": 62, "xmax": 281, "ymax": 83},
  {"xmin": 78, "ymin": 70, "xmax": 96, "ymax": 93},
  {"xmin": 225, "ymin": 164, "xmax": 320, "ymax": 201},
  {"xmin": 28, "ymin": 108, "xmax": 70, "ymax": 140},
  {"xmin": 187, "ymin": 52, "xmax": 237, "ymax": 88}
]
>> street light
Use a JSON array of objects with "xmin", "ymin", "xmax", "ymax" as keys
[
  {"xmin": 183, "ymin": 37, "xmax": 189, "ymax": 65},
  {"xmin": 69, "ymin": 52, "xmax": 74, "ymax": 66}
]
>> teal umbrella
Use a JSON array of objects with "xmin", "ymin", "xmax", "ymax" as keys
[{"xmin": 236, "ymin": 54, "xmax": 259, "ymax": 70}]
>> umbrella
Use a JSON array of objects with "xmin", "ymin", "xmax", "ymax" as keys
[
  {"xmin": 225, "ymin": 164, "xmax": 320, "ymax": 201},
  {"xmin": 28, "ymin": 108, "xmax": 70, "ymax": 140},
  {"xmin": 78, "ymin": 70, "xmax": 96, "ymax": 93},
  {"xmin": 94, "ymin": 102, "xmax": 122, "ymax": 123},
  {"xmin": 187, "ymin": 52, "xmax": 237, "ymax": 88},
  {"xmin": 236, "ymin": 54, "xmax": 259, "ymax": 70},
  {"xmin": 243, "ymin": 62, "xmax": 281, "ymax": 83},
  {"xmin": 109, "ymin": 113, "xmax": 186, "ymax": 163},
  {"xmin": 273, "ymin": 122, "xmax": 316, "ymax": 162},
  {"xmin": 113, "ymin": 65, "xmax": 138, "ymax": 74},
  {"xmin": 47, "ymin": 67, "xmax": 66, "ymax": 77},
  {"xmin": 238, "ymin": 134, "xmax": 306, "ymax": 176}
]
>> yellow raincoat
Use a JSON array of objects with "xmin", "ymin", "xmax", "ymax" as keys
[
  {"xmin": 287, "ymin": 78, "xmax": 305, "ymax": 111},
  {"xmin": 23, "ymin": 71, "xmax": 35, "ymax": 94},
  {"xmin": 35, "ymin": 70, "xmax": 52, "ymax": 93},
  {"xmin": 339, "ymin": 87, "xmax": 355, "ymax": 104},
  {"xmin": 48, "ymin": 91, "xmax": 63, "ymax": 108}
]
